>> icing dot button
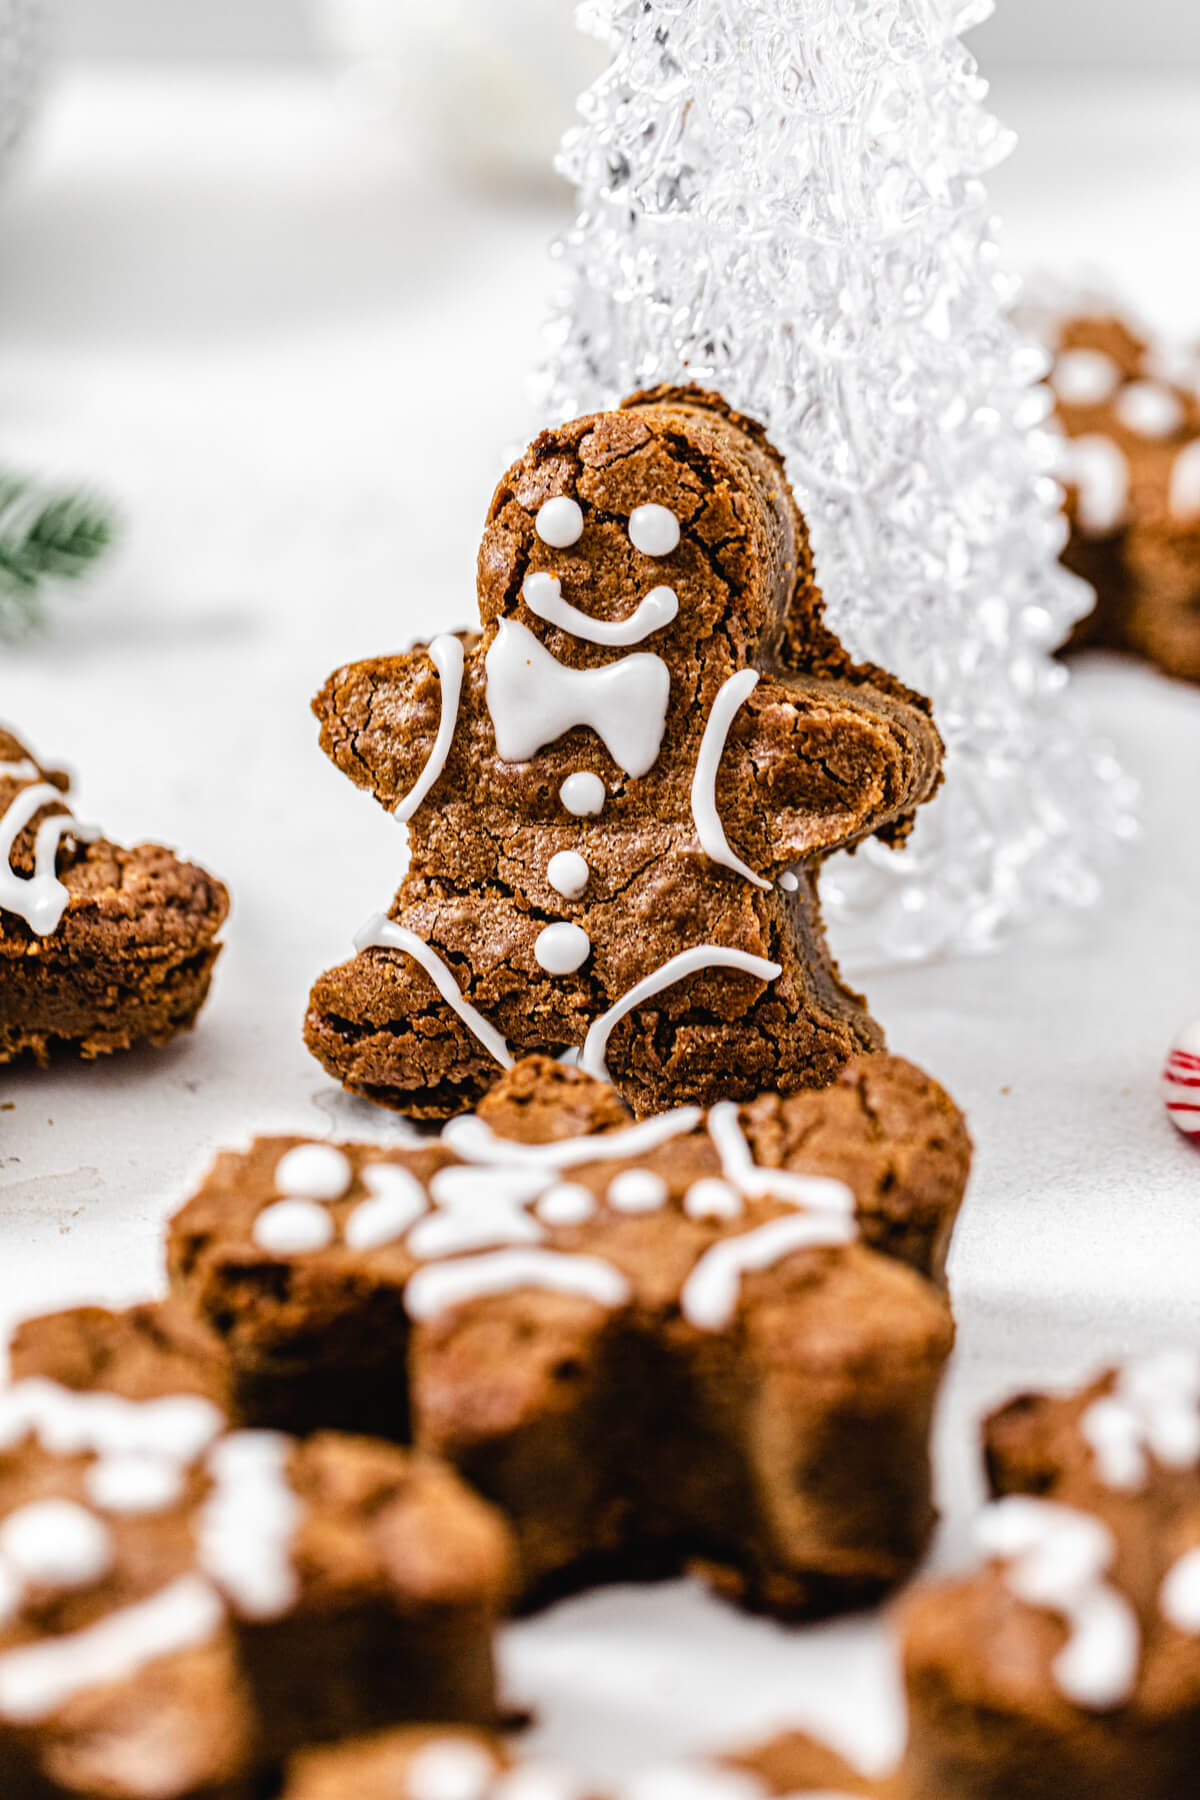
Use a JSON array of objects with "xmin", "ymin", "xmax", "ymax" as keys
[
  {"xmin": 253, "ymin": 1198, "xmax": 336, "ymax": 1254},
  {"xmin": 547, "ymin": 850, "xmax": 589, "ymax": 899},
  {"xmin": 273, "ymin": 1143, "xmax": 352, "ymax": 1201},
  {"xmin": 536, "ymin": 1182, "xmax": 598, "ymax": 1226},
  {"xmin": 607, "ymin": 1169, "xmax": 668, "ymax": 1214},
  {"xmin": 559, "ymin": 772, "xmax": 605, "ymax": 817},
  {"xmin": 0, "ymin": 1499, "xmax": 113, "ymax": 1590},
  {"xmin": 629, "ymin": 504, "xmax": 681, "ymax": 557},
  {"xmin": 778, "ymin": 870, "xmax": 799, "ymax": 893},
  {"xmin": 535, "ymin": 922, "xmax": 591, "ymax": 975},
  {"xmin": 684, "ymin": 1178, "xmax": 744, "ymax": 1221},
  {"xmin": 535, "ymin": 495, "xmax": 584, "ymax": 549}
]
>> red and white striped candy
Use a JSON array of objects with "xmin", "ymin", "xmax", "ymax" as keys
[{"xmin": 1163, "ymin": 1020, "xmax": 1200, "ymax": 1142}]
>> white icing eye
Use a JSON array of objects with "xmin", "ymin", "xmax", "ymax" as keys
[
  {"xmin": 559, "ymin": 773, "xmax": 605, "ymax": 817},
  {"xmin": 273, "ymin": 1143, "xmax": 352, "ymax": 1201},
  {"xmin": 252, "ymin": 1199, "xmax": 335, "ymax": 1254},
  {"xmin": 683, "ymin": 1178, "xmax": 743, "ymax": 1221},
  {"xmin": 535, "ymin": 496, "xmax": 584, "ymax": 549},
  {"xmin": 0, "ymin": 1500, "xmax": 113, "ymax": 1590},
  {"xmin": 85, "ymin": 1454, "xmax": 185, "ymax": 1516},
  {"xmin": 1115, "ymin": 381, "xmax": 1185, "ymax": 439},
  {"xmin": 1052, "ymin": 349, "xmax": 1121, "ymax": 408},
  {"xmin": 536, "ymin": 1182, "xmax": 597, "ymax": 1226},
  {"xmin": 607, "ymin": 1169, "xmax": 668, "ymax": 1214},
  {"xmin": 629, "ymin": 504, "xmax": 681, "ymax": 557},
  {"xmin": 535, "ymin": 922, "xmax": 591, "ymax": 974},
  {"xmin": 547, "ymin": 851, "xmax": 589, "ymax": 898}
]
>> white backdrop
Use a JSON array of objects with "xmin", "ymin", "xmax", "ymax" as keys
[{"xmin": 53, "ymin": 0, "xmax": 1200, "ymax": 68}]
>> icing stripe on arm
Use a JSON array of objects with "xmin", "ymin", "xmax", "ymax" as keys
[
  {"xmin": 690, "ymin": 669, "xmax": 770, "ymax": 888},
  {"xmin": 0, "ymin": 782, "xmax": 99, "ymax": 936},
  {"xmin": 354, "ymin": 915, "xmax": 513, "ymax": 1069},
  {"xmin": 393, "ymin": 634, "xmax": 466, "ymax": 823},
  {"xmin": 580, "ymin": 946, "xmax": 781, "ymax": 1083}
]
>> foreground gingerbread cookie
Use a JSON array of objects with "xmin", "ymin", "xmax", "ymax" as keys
[
  {"xmin": 282, "ymin": 1723, "xmax": 880, "ymax": 1800},
  {"xmin": 306, "ymin": 387, "xmax": 942, "ymax": 1118},
  {"xmin": 0, "ymin": 727, "xmax": 228, "ymax": 1062},
  {"xmin": 163, "ymin": 1053, "xmax": 966, "ymax": 1615},
  {"xmin": 899, "ymin": 1349, "xmax": 1200, "ymax": 1799},
  {"xmin": 1043, "ymin": 310, "xmax": 1200, "ymax": 682},
  {"xmin": 0, "ymin": 1378, "xmax": 511, "ymax": 1800}
]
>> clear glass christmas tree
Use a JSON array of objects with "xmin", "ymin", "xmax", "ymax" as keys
[{"xmin": 539, "ymin": 0, "xmax": 1137, "ymax": 964}]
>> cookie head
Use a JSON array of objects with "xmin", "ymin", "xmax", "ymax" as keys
[{"xmin": 476, "ymin": 390, "xmax": 810, "ymax": 774}]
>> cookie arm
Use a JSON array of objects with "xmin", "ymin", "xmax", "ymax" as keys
[
  {"xmin": 313, "ymin": 632, "xmax": 477, "ymax": 814},
  {"xmin": 720, "ymin": 673, "xmax": 943, "ymax": 864}
]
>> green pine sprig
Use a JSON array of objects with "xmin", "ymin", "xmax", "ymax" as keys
[{"xmin": 0, "ymin": 472, "xmax": 118, "ymax": 637}]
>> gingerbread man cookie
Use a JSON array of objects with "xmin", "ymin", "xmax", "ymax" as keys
[
  {"xmin": 165, "ymin": 1053, "xmax": 966, "ymax": 1615},
  {"xmin": 306, "ymin": 387, "xmax": 942, "ymax": 1118},
  {"xmin": 899, "ymin": 1350, "xmax": 1200, "ymax": 1800},
  {"xmin": 0, "ymin": 726, "xmax": 228, "ymax": 1063}
]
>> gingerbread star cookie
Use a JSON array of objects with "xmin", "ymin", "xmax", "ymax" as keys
[
  {"xmin": 306, "ymin": 386, "xmax": 942, "ymax": 1118},
  {"xmin": 0, "ymin": 1375, "xmax": 512, "ymax": 1800},
  {"xmin": 0, "ymin": 726, "xmax": 228, "ymax": 1063},
  {"xmin": 1044, "ymin": 310, "xmax": 1200, "ymax": 682},
  {"xmin": 899, "ymin": 1350, "xmax": 1200, "ymax": 1800},
  {"xmin": 164, "ymin": 1053, "xmax": 967, "ymax": 1616}
]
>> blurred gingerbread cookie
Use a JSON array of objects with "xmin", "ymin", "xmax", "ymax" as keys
[
  {"xmin": 1041, "ymin": 309, "xmax": 1200, "ymax": 682},
  {"xmin": 0, "ymin": 726, "xmax": 228, "ymax": 1064}
]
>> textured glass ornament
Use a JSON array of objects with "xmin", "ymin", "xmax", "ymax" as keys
[
  {"xmin": 539, "ymin": 0, "xmax": 1137, "ymax": 965},
  {"xmin": 0, "ymin": 0, "xmax": 46, "ymax": 177}
]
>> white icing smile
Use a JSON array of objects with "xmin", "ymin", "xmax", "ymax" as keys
[
  {"xmin": 485, "ymin": 619, "xmax": 669, "ymax": 779},
  {"xmin": 522, "ymin": 572, "xmax": 678, "ymax": 647}
]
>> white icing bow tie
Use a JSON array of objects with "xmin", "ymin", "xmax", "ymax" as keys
[{"xmin": 485, "ymin": 619, "xmax": 670, "ymax": 779}]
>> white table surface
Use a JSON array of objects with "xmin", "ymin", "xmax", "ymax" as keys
[{"xmin": 1, "ymin": 64, "xmax": 1199, "ymax": 1782}]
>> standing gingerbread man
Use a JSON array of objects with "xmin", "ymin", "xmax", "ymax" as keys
[{"xmin": 306, "ymin": 388, "xmax": 942, "ymax": 1118}]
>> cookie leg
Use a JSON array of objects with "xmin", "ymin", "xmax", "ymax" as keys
[{"xmin": 305, "ymin": 947, "xmax": 509, "ymax": 1118}]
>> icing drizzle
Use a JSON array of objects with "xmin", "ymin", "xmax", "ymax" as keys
[
  {"xmin": 393, "ymin": 635, "xmax": 466, "ymax": 823},
  {"xmin": 523, "ymin": 572, "xmax": 678, "ymax": 647},
  {"xmin": 355, "ymin": 915, "xmax": 514, "ymax": 1069},
  {"xmin": 580, "ymin": 947, "xmax": 782, "ymax": 1082},
  {"xmin": 706, "ymin": 1101, "xmax": 855, "ymax": 1213},
  {"xmin": 405, "ymin": 1248, "xmax": 631, "ymax": 1321},
  {"xmin": 0, "ymin": 779, "xmax": 99, "ymax": 936},
  {"xmin": 975, "ymin": 1497, "xmax": 1139, "ymax": 1712},
  {"xmin": 681, "ymin": 1213, "xmax": 856, "ymax": 1330},
  {"xmin": 690, "ymin": 670, "xmax": 770, "ymax": 888}
]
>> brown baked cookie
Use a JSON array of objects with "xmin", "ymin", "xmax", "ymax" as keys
[
  {"xmin": 0, "ymin": 727, "xmax": 228, "ymax": 1063},
  {"xmin": 282, "ymin": 1724, "xmax": 883, "ymax": 1800},
  {"xmin": 0, "ymin": 1381, "xmax": 513, "ymax": 1800},
  {"xmin": 898, "ymin": 1350, "xmax": 1200, "ymax": 1800},
  {"xmin": 305, "ymin": 386, "xmax": 942, "ymax": 1119},
  {"xmin": 1043, "ymin": 312, "xmax": 1200, "ymax": 681},
  {"xmin": 166, "ymin": 1052, "xmax": 964, "ymax": 1616},
  {"xmin": 9, "ymin": 1297, "xmax": 234, "ymax": 1414}
]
